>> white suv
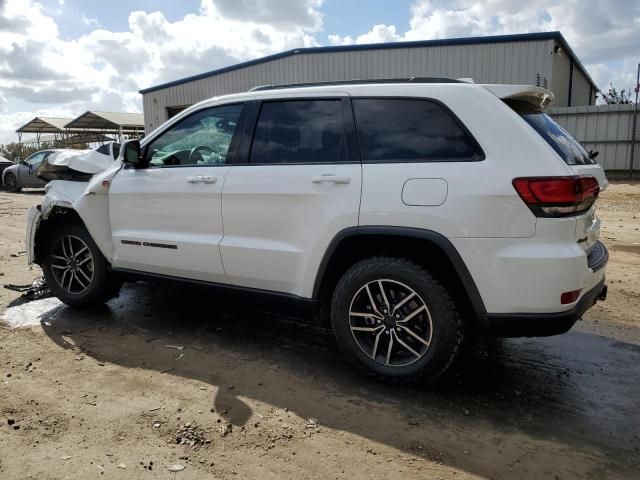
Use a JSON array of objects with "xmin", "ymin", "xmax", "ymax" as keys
[{"xmin": 25, "ymin": 79, "xmax": 608, "ymax": 383}]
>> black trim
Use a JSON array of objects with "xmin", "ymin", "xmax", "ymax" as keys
[
  {"xmin": 112, "ymin": 267, "xmax": 317, "ymax": 308},
  {"xmin": 350, "ymin": 96, "xmax": 486, "ymax": 163},
  {"xmin": 480, "ymin": 278, "xmax": 606, "ymax": 337},
  {"xmin": 139, "ymin": 32, "xmax": 597, "ymax": 94},
  {"xmin": 312, "ymin": 226, "xmax": 487, "ymax": 315},
  {"xmin": 250, "ymin": 78, "xmax": 461, "ymax": 92}
]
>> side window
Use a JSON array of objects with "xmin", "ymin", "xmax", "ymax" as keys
[
  {"xmin": 145, "ymin": 103, "xmax": 243, "ymax": 167},
  {"xmin": 26, "ymin": 151, "xmax": 47, "ymax": 165},
  {"xmin": 249, "ymin": 100, "xmax": 347, "ymax": 164},
  {"xmin": 352, "ymin": 98, "xmax": 484, "ymax": 162}
]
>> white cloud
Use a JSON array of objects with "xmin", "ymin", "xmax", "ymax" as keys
[
  {"xmin": 329, "ymin": 24, "xmax": 401, "ymax": 46},
  {"xmin": 80, "ymin": 14, "xmax": 99, "ymax": 27},
  {"xmin": 0, "ymin": 0, "xmax": 324, "ymax": 143},
  {"xmin": 328, "ymin": 0, "xmax": 640, "ymax": 97}
]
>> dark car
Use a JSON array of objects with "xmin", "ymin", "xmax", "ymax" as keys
[
  {"xmin": 0, "ymin": 155, "xmax": 13, "ymax": 180},
  {"xmin": 1, "ymin": 150, "xmax": 54, "ymax": 192}
]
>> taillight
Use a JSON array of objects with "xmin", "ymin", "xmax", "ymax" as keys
[{"xmin": 512, "ymin": 176, "xmax": 599, "ymax": 218}]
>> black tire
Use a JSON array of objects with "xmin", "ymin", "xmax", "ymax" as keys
[
  {"xmin": 4, "ymin": 173, "xmax": 21, "ymax": 192},
  {"xmin": 41, "ymin": 222, "xmax": 121, "ymax": 308},
  {"xmin": 331, "ymin": 257, "xmax": 464, "ymax": 384}
]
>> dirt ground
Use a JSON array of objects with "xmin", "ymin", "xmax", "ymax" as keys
[{"xmin": 0, "ymin": 183, "xmax": 639, "ymax": 479}]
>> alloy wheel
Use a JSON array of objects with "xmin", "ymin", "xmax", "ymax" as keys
[
  {"xmin": 50, "ymin": 235, "xmax": 94, "ymax": 294},
  {"xmin": 348, "ymin": 279, "xmax": 433, "ymax": 367}
]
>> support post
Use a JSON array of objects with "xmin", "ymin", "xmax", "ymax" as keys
[{"xmin": 630, "ymin": 63, "xmax": 639, "ymax": 178}]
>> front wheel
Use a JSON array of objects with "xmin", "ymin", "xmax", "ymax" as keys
[
  {"xmin": 41, "ymin": 222, "xmax": 121, "ymax": 307},
  {"xmin": 331, "ymin": 257, "xmax": 465, "ymax": 383},
  {"xmin": 4, "ymin": 173, "xmax": 21, "ymax": 192}
]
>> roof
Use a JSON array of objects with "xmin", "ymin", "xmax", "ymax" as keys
[
  {"xmin": 64, "ymin": 111, "xmax": 144, "ymax": 130},
  {"xmin": 16, "ymin": 117, "xmax": 74, "ymax": 133},
  {"xmin": 140, "ymin": 31, "xmax": 597, "ymax": 94},
  {"xmin": 19, "ymin": 132, "xmax": 115, "ymax": 145}
]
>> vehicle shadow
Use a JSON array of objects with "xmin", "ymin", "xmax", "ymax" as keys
[{"xmin": 39, "ymin": 282, "xmax": 640, "ymax": 478}]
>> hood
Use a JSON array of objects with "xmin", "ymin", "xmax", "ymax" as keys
[{"xmin": 36, "ymin": 143, "xmax": 119, "ymax": 181}]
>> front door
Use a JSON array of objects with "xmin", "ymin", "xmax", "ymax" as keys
[
  {"xmin": 109, "ymin": 103, "xmax": 244, "ymax": 283},
  {"xmin": 220, "ymin": 97, "xmax": 362, "ymax": 298}
]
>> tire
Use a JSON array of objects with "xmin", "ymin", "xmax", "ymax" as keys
[
  {"xmin": 4, "ymin": 173, "xmax": 21, "ymax": 192},
  {"xmin": 331, "ymin": 257, "xmax": 464, "ymax": 384},
  {"xmin": 41, "ymin": 222, "xmax": 121, "ymax": 308}
]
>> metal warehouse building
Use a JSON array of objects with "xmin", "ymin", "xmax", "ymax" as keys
[{"xmin": 140, "ymin": 31, "xmax": 598, "ymax": 133}]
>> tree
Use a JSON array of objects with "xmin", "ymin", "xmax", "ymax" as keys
[
  {"xmin": 598, "ymin": 84, "xmax": 633, "ymax": 104},
  {"xmin": 0, "ymin": 143, "xmax": 39, "ymax": 162},
  {"xmin": 0, "ymin": 140, "xmax": 90, "ymax": 162}
]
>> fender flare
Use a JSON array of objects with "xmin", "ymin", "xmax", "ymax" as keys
[{"xmin": 312, "ymin": 226, "xmax": 487, "ymax": 316}]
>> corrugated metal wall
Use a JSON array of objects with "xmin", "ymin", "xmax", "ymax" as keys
[
  {"xmin": 143, "ymin": 40, "xmax": 559, "ymax": 132},
  {"xmin": 550, "ymin": 104, "xmax": 638, "ymax": 173}
]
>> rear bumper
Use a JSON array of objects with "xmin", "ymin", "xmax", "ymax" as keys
[{"xmin": 479, "ymin": 277, "xmax": 607, "ymax": 337}]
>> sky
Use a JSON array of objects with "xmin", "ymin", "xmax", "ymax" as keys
[{"xmin": 0, "ymin": 0, "xmax": 638, "ymax": 144}]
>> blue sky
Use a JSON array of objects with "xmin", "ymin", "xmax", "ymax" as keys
[{"xmin": 0, "ymin": 0, "xmax": 637, "ymax": 143}]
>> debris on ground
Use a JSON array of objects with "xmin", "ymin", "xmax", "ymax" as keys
[
  {"xmin": 3, "ymin": 276, "xmax": 50, "ymax": 300},
  {"xmin": 117, "ymin": 463, "xmax": 126, "ymax": 469},
  {"xmin": 220, "ymin": 421, "xmax": 233, "ymax": 437},
  {"xmin": 166, "ymin": 463, "xmax": 185, "ymax": 472},
  {"xmin": 175, "ymin": 422, "xmax": 210, "ymax": 447},
  {"xmin": 165, "ymin": 345, "xmax": 185, "ymax": 350}
]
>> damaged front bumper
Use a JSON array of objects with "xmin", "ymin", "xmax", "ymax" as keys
[{"xmin": 25, "ymin": 205, "xmax": 42, "ymax": 265}]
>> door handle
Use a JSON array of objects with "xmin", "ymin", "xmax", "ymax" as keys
[
  {"xmin": 311, "ymin": 174, "xmax": 351, "ymax": 185},
  {"xmin": 187, "ymin": 175, "xmax": 217, "ymax": 184}
]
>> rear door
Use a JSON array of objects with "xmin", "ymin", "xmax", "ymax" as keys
[
  {"xmin": 219, "ymin": 95, "xmax": 362, "ymax": 297},
  {"xmin": 109, "ymin": 103, "xmax": 244, "ymax": 282}
]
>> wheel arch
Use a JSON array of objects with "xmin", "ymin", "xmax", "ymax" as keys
[
  {"xmin": 34, "ymin": 206, "xmax": 87, "ymax": 264},
  {"xmin": 313, "ymin": 226, "xmax": 486, "ymax": 320}
]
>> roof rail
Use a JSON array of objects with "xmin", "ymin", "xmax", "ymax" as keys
[{"xmin": 248, "ymin": 77, "xmax": 461, "ymax": 92}]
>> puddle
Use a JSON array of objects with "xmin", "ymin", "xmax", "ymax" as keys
[{"xmin": 1, "ymin": 297, "xmax": 64, "ymax": 328}]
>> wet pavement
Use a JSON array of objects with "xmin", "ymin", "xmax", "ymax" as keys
[{"xmin": 2, "ymin": 282, "xmax": 640, "ymax": 477}]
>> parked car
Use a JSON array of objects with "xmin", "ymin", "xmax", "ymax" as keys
[
  {"xmin": 25, "ymin": 79, "xmax": 608, "ymax": 383},
  {"xmin": 0, "ymin": 155, "xmax": 13, "ymax": 180},
  {"xmin": 2, "ymin": 150, "xmax": 53, "ymax": 191},
  {"xmin": 2, "ymin": 144, "xmax": 121, "ymax": 192}
]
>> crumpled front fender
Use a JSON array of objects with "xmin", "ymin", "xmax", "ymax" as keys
[{"xmin": 31, "ymin": 162, "xmax": 123, "ymax": 264}]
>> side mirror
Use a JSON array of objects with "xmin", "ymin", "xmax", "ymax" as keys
[{"xmin": 122, "ymin": 139, "xmax": 144, "ymax": 168}]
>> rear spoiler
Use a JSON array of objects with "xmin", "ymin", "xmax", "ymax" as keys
[{"xmin": 481, "ymin": 84, "xmax": 554, "ymax": 111}]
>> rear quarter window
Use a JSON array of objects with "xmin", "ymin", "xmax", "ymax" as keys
[
  {"xmin": 352, "ymin": 98, "xmax": 484, "ymax": 163},
  {"xmin": 506, "ymin": 99, "xmax": 595, "ymax": 165}
]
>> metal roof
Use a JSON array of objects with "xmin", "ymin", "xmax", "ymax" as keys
[
  {"xmin": 64, "ymin": 111, "xmax": 144, "ymax": 130},
  {"xmin": 19, "ymin": 132, "xmax": 115, "ymax": 145},
  {"xmin": 140, "ymin": 31, "xmax": 598, "ymax": 94},
  {"xmin": 16, "ymin": 117, "xmax": 74, "ymax": 133}
]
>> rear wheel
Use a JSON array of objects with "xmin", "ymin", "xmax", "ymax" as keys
[
  {"xmin": 41, "ymin": 222, "xmax": 121, "ymax": 307},
  {"xmin": 331, "ymin": 257, "xmax": 464, "ymax": 383},
  {"xmin": 4, "ymin": 173, "xmax": 21, "ymax": 192}
]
